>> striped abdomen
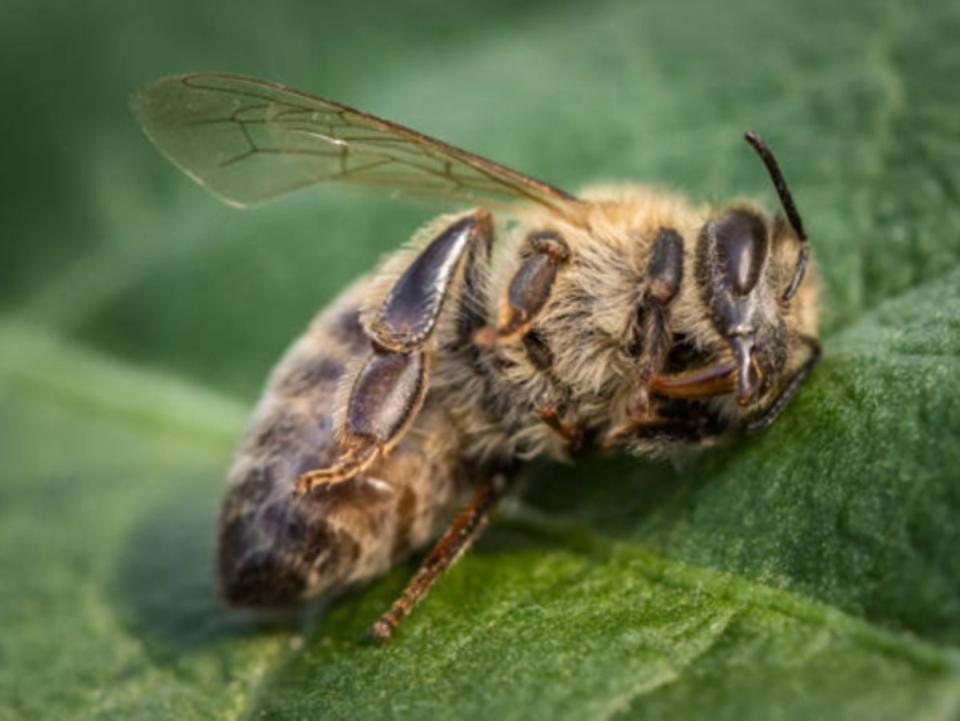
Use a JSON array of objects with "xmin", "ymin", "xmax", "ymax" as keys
[{"xmin": 216, "ymin": 284, "xmax": 472, "ymax": 607}]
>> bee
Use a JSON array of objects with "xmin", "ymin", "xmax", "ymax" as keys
[{"xmin": 132, "ymin": 73, "xmax": 820, "ymax": 641}]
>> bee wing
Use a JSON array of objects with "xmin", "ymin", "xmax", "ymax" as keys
[{"xmin": 132, "ymin": 73, "xmax": 578, "ymax": 214}]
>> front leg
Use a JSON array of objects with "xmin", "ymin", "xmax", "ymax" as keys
[{"xmin": 296, "ymin": 211, "xmax": 493, "ymax": 495}]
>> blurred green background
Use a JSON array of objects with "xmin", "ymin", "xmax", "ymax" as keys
[{"xmin": 3, "ymin": 1, "xmax": 960, "ymax": 719}]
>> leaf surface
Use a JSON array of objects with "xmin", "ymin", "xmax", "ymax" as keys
[{"xmin": 2, "ymin": 0, "xmax": 960, "ymax": 718}]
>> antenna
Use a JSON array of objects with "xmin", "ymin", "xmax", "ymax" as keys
[{"xmin": 744, "ymin": 131, "xmax": 809, "ymax": 301}]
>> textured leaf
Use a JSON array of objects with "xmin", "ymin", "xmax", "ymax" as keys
[{"xmin": 2, "ymin": 0, "xmax": 960, "ymax": 719}]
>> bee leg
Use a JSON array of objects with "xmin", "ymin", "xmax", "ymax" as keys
[
  {"xmin": 297, "ymin": 211, "xmax": 493, "ymax": 495},
  {"xmin": 535, "ymin": 402, "xmax": 585, "ymax": 455},
  {"xmin": 608, "ymin": 228, "xmax": 685, "ymax": 443},
  {"xmin": 649, "ymin": 358, "xmax": 738, "ymax": 400},
  {"xmin": 296, "ymin": 347, "xmax": 428, "ymax": 493},
  {"xmin": 473, "ymin": 231, "xmax": 570, "ymax": 345},
  {"xmin": 516, "ymin": 328, "xmax": 586, "ymax": 455},
  {"xmin": 603, "ymin": 400, "xmax": 684, "ymax": 447},
  {"xmin": 370, "ymin": 210, "xmax": 493, "ymax": 353},
  {"xmin": 626, "ymin": 302, "xmax": 672, "ymax": 419},
  {"xmin": 369, "ymin": 473, "xmax": 508, "ymax": 642}
]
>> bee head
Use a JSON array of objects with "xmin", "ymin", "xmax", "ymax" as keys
[{"xmin": 697, "ymin": 132, "xmax": 812, "ymax": 407}]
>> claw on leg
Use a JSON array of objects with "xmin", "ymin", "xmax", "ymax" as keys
[
  {"xmin": 535, "ymin": 402, "xmax": 584, "ymax": 455},
  {"xmin": 294, "ymin": 441, "xmax": 378, "ymax": 495},
  {"xmin": 292, "ymin": 346, "xmax": 427, "ymax": 496}
]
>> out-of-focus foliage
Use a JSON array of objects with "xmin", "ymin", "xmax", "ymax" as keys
[{"xmin": 2, "ymin": 1, "xmax": 959, "ymax": 718}]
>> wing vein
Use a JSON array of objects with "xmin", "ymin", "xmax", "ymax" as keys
[{"xmin": 133, "ymin": 72, "xmax": 580, "ymax": 216}]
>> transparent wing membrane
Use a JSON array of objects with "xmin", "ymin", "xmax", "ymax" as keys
[{"xmin": 132, "ymin": 73, "xmax": 577, "ymax": 212}]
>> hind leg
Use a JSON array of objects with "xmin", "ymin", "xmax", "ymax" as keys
[
  {"xmin": 296, "ymin": 211, "xmax": 493, "ymax": 494},
  {"xmin": 370, "ymin": 473, "xmax": 508, "ymax": 641}
]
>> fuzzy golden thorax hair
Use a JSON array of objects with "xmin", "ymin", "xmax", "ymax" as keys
[{"xmin": 364, "ymin": 184, "xmax": 822, "ymax": 465}]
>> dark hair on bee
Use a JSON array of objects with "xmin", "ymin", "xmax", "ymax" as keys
[{"xmin": 743, "ymin": 131, "xmax": 809, "ymax": 302}]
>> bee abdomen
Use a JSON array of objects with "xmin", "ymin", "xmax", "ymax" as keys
[
  {"xmin": 217, "ymin": 464, "xmax": 367, "ymax": 606},
  {"xmin": 218, "ymin": 406, "xmax": 470, "ymax": 608},
  {"xmin": 217, "ymin": 286, "xmax": 472, "ymax": 608}
]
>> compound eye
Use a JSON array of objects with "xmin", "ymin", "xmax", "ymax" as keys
[{"xmin": 714, "ymin": 210, "xmax": 767, "ymax": 296}]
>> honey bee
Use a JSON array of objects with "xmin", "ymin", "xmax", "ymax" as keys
[{"xmin": 133, "ymin": 73, "xmax": 820, "ymax": 640}]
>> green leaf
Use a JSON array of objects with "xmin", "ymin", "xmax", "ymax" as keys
[{"xmin": 3, "ymin": 0, "xmax": 960, "ymax": 719}]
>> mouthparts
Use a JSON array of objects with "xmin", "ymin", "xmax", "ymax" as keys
[{"xmin": 729, "ymin": 334, "xmax": 761, "ymax": 405}]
